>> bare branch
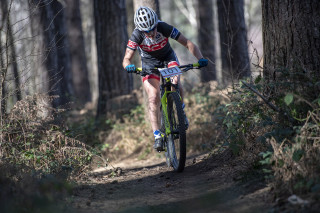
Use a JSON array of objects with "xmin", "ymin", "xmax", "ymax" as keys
[
  {"xmin": 173, "ymin": 0, "xmax": 197, "ymax": 28},
  {"xmin": 241, "ymin": 80, "xmax": 280, "ymax": 112}
]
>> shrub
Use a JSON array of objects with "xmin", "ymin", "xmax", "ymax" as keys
[{"xmin": 0, "ymin": 94, "xmax": 98, "ymax": 175}]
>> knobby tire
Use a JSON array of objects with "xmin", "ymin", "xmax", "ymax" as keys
[{"xmin": 166, "ymin": 92, "xmax": 186, "ymax": 172}]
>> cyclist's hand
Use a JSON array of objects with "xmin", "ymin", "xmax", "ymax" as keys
[
  {"xmin": 125, "ymin": 64, "xmax": 136, "ymax": 73},
  {"xmin": 198, "ymin": 58, "xmax": 208, "ymax": 67}
]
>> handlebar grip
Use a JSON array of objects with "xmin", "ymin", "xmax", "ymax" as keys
[
  {"xmin": 136, "ymin": 68, "xmax": 142, "ymax": 72},
  {"xmin": 193, "ymin": 63, "xmax": 200, "ymax": 67}
]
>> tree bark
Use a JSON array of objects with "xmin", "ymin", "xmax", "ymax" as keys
[
  {"xmin": 1, "ymin": 0, "xmax": 21, "ymax": 101},
  {"xmin": 29, "ymin": 0, "xmax": 73, "ymax": 108},
  {"xmin": 80, "ymin": 0, "xmax": 98, "ymax": 104},
  {"xmin": 217, "ymin": 0, "xmax": 250, "ymax": 85},
  {"xmin": 133, "ymin": 0, "xmax": 161, "ymax": 19},
  {"xmin": 198, "ymin": 0, "xmax": 216, "ymax": 82},
  {"xmin": 0, "ymin": 30, "xmax": 6, "ymax": 115},
  {"xmin": 94, "ymin": 0, "xmax": 132, "ymax": 117},
  {"xmin": 52, "ymin": 0, "xmax": 74, "ymax": 106},
  {"xmin": 0, "ymin": 1, "xmax": 7, "ymax": 115},
  {"xmin": 127, "ymin": 0, "xmax": 141, "ymax": 90},
  {"xmin": 261, "ymin": 0, "xmax": 320, "ymax": 80},
  {"xmin": 65, "ymin": 0, "xmax": 91, "ymax": 105},
  {"xmin": 0, "ymin": 28, "xmax": 3, "ymax": 149},
  {"xmin": 28, "ymin": 0, "xmax": 50, "ymax": 98}
]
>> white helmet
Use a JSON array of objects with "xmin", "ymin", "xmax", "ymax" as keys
[{"xmin": 134, "ymin": 7, "xmax": 158, "ymax": 32}]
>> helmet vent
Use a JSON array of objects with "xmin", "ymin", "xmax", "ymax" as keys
[{"xmin": 134, "ymin": 6, "xmax": 158, "ymax": 31}]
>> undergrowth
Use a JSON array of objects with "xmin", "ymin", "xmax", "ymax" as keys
[
  {"xmin": 105, "ymin": 81, "xmax": 229, "ymax": 161},
  {"xmin": 217, "ymin": 67, "xmax": 320, "ymax": 209},
  {"xmin": 185, "ymin": 81, "xmax": 229, "ymax": 152},
  {"xmin": 65, "ymin": 82, "xmax": 229, "ymax": 164},
  {"xmin": 0, "ymin": 94, "xmax": 100, "ymax": 212}
]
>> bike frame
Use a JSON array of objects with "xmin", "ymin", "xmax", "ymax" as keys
[
  {"xmin": 135, "ymin": 63, "xmax": 200, "ymax": 136},
  {"xmin": 160, "ymin": 77, "xmax": 179, "ymax": 136}
]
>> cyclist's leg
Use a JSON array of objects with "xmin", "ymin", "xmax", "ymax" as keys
[
  {"xmin": 170, "ymin": 75, "xmax": 184, "ymax": 101},
  {"xmin": 141, "ymin": 59, "xmax": 166, "ymax": 150},
  {"xmin": 168, "ymin": 61, "xmax": 184, "ymax": 101},
  {"xmin": 143, "ymin": 76, "xmax": 165, "ymax": 150},
  {"xmin": 143, "ymin": 76, "xmax": 161, "ymax": 132},
  {"xmin": 167, "ymin": 58, "xmax": 183, "ymax": 101}
]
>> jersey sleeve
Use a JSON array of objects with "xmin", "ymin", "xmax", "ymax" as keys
[
  {"xmin": 127, "ymin": 29, "xmax": 143, "ymax": 50},
  {"xmin": 157, "ymin": 21, "xmax": 181, "ymax": 40}
]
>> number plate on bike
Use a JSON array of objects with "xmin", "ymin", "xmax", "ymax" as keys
[{"xmin": 159, "ymin": 67, "xmax": 182, "ymax": 78}]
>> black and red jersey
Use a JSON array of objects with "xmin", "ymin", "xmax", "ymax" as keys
[{"xmin": 127, "ymin": 21, "xmax": 181, "ymax": 62}]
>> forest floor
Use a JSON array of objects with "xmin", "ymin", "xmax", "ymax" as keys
[
  {"xmin": 64, "ymin": 83, "xmax": 274, "ymax": 213},
  {"xmin": 68, "ymin": 149, "xmax": 272, "ymax": 213}
]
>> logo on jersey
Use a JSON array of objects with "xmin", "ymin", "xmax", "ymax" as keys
[
  {"xmin": 127, "ymin": 40, "xmax": 138, "ymax": 49},
  {"xmin": 140, "ymin": 36, "xmax": 168, "ymax": 52},
  {"xmin": 170, "ymin": 28, "xmax": 179, "ymax": 40}
]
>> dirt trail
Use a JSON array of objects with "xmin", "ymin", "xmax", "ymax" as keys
[{"xmin": 69, "ymin": 151, "xmax": 270, "ymax": 213}]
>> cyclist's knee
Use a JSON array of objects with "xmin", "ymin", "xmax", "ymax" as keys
[
  {"xmin": 170, "ymin": 75, "xmax": 179, "ymax": 84},
  {"xmin": 148, "ymin": 95, "xmax": 160, "ymax": 106}
]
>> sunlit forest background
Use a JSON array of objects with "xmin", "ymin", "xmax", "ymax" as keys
[
  {"xmin": 0, "ymin": 0, "xmax": 263, "ymax": 111},
  {"xmin": 1, "ymin": 0, "xmax": 319, "ymax": 212}
]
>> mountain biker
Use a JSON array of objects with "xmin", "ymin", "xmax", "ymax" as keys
[{"xmin": 122, "ymin": 6, "xmax": 208, "ymax": 151}]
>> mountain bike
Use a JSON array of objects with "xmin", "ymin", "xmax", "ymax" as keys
[{"xmin": 134, "ymin": 63, "xmax": 201, "ymax": 172}]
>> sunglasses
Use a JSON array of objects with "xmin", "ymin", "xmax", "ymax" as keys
[{"xmin": 144, "ymin": 26, "xmax": 157, "ymax": 33}]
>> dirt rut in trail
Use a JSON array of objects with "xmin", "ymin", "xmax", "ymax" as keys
[{"xmin": 69, "ymin": 152, "xmax": 270, "ymax": 213}]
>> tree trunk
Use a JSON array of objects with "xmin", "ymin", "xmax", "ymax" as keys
[
  {"xmin": 94, "ymin": 0, "xmax": 132, "ymax": 117},
  {"xmin": 261, "ymin": 0, "xmax": 320, "ymax": 80},
  {"xmin": 127, "ymin": 0, "xmax": 141, "ymax": 90},
  {"xmin": 28, "ymin": 0, "xmax": 50, "ymax": 99},
  {"xmin": 65, "ymin": 0, "xmax": 91, "ymax": 105},
  {"xmin": 133, "ymin": 0, "xmax": 161, "ymax": 19},
  {"xmin": 0, "ymin": 1, "xmax": 7, "ymax": 115},
  {"xmin": 1, "ymin": 0, "xmax": 21, "ymax": 101},
  {"xmin": 80, "ymin": 0, "xmax": 98, "ymax": 104},
  {"xmin": 0, "ymin": 29, "xmax": 3, "ymax": 149},
  {"xmin": 0, "ymin": 30, "xmax": 6, "ymax": 115},
  {"xmin": 52, "ymin": 0, "xmax": 74, "ymax": 106},
  {"xmin": 198, "ymin": 0, "xmax": 216, "ymax": 82},
  {"xmin": 29, "ymin": 0, "xmax": 73, "ymax": 108},
  {"xmin": 217, "ymin": 0, "xmax": 250, "ymax": 85}
]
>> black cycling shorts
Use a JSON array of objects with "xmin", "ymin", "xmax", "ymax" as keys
[{"xmin": 141, "ymin": 51, "xmax": 180, "ymax": 82}]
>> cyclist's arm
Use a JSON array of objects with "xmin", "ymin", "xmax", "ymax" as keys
[
  {"xmin": 122, "ymin": 48, "xmax": 135, "ymax": 69},
  {"xmin": 177, "ymin": 33, "xmax": 204, "ymax": 60}
]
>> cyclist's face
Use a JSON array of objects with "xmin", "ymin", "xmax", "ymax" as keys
[{"xmin": 144, "ymin": 27, "xmax": 157, "ymax": 39}]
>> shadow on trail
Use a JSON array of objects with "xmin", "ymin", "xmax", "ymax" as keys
[
  {"xmin": 72, "ymin": 152, "xmax": 269, "ymax": 213},
  {"xmin": 119, "ymin": 186, "xmax": 263, "ymax": 213}
]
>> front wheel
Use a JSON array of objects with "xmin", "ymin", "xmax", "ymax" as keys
[{"xmin": 166, "ymin": 92, "xmax": 186, "ymax": 172}]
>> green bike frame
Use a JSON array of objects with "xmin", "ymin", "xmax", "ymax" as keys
[
  {"xmin": 160, "ymin": 78, "xmax": 180, "ymax": 136},
  {"xmin": 136, "ymin": 63, "xmax": 200, "ymax": 136}
]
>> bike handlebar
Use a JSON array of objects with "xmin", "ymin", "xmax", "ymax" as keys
[{"xmin": 133, "ymin": 63, "xmax": 202, "ymax": 76}]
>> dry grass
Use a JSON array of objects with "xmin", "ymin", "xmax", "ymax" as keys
[
  {"xmin": 0, "ymin": 94, "xmax": 102, "ymax": 212},
  {"xmin": 271, "ymin": 111, "xmax": 320, "ymax": 195},
  {"xmin": 185, "ymin": 81, "xmax": 229, "ymax": 153},
  {"xmin": 0, "ymin": 94, "xmax": 99, "ymax": 177}
]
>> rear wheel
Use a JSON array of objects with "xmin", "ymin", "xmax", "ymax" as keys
[{"xmin": 166, "ymin": 92, "xmax": 186, "ymax": 172}]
